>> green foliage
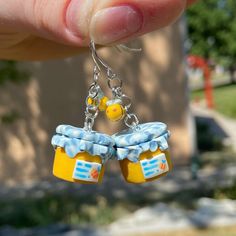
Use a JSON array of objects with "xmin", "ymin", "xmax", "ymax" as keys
[
  {"xmin": 0, "ymin": 61, "xmax": 29, "ymax": 124},
  {"xmin": 214, "ymin": 181, "xmax": 236, "ymax": 199},
  {"xmin": 1, "ymin": 110, "xmax": 20, "ymax": 124},
  {"xmin": 0, "ymin": 194, "xmax": 129, "ymax": 228},
  {"xmin": 187, "ymin": 0, "xmax": 236, "ymax": 67},
  {"xmin": 0, "ymin": 61, "xmax": 29, "ymax": 85},
  {"xmin": 192, "ymin": 85, "xmax": 236, "ymax": 119}
]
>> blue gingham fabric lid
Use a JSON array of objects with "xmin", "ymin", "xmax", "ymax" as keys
[
  {"xmin": 112, "ymin": 122, "xmax": 170, "ymax": 162},
  {"xmin": 112, "ymin": 122, "xmax": 168, "ymax": 147},
  {"xmin": 55, "ymin": 124, "xmax": 113, "ymax": 146},
  {"xmin": 51, "ymin": 125, "xmax": 115, "ymax": 162}
]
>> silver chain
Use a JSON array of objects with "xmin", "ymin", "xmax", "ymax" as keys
[
  {"xmin": 106, "ymin": 66, "xmax": 139, "ymax": 129},
  {"xmin": 89, "ymin": 40, "xmax": 140, "ymax": 129},
  {"xmin": 83, "ymin": 64, "xmax": 101, "ymax": 131}
]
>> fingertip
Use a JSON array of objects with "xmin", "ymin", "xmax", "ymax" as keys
[
  {"xmin": 90, "ymin": 5, "xmax": 143, "ymax": 45},
  {"xmin": 90, "ymin": 0, "xmax": 186, "ymax": 45}
]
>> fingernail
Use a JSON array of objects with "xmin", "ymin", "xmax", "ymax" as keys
[
  {"xmin": 90, "ymin": 6, "xmax": 143, "ymax": 45},
  {"xmin": 66, "ymin": 0, "xmax": 92, "ymax": 40}
]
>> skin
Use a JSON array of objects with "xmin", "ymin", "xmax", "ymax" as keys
[{"xmin": 0, "ymin": 0, "xmax": 197, "ymax": 61}]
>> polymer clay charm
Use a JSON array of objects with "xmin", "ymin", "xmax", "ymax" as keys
[
  {"xmin": 51, "ymin": 40, "xmax": 172, "ymax": 185},
  {"xmin": 51, "ymin": 125, "xmax": 115, "ymax": 184},
  {"xmin": 106, "ymin": 99, "xmax": 126, "ymax": 122},
  {"xmin": 113, "ymin": 122, "xmax": 172, "ymax": 184},
  {"xmin": 86, "ymin": 86, "xmax": 109, "ymax": 112}
]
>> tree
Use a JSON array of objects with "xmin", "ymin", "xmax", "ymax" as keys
[
  {"xmin": 0, "ymin": 61, "xmax": 29, "ymax": 124},
  {"xmin": 0, "ymin": 61, "xmax": 28, "ymax": 85},
  {"xmin": 187, "ymin": 0, "xmax": 236, "ymax": 68}
]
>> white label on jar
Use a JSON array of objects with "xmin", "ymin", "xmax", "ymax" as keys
[
  {"xmin": 72, "ymin": 160, "xmax": 102, "ymax": 182},
  {"xmin": 140, "ymin": 153, "xmax": 169, "ymax": 179}
]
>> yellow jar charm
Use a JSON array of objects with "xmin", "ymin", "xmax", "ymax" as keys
[
  {"xmin": 106, "ymin": 99, "xmax": 126, "ymax": 122},
  {"xmin": 51, "ymin": 125, "xmax": 115, "ymax": 184},
  {"xmin": 113, "ymin": 122, "xmax": 172, "ymax": 184}
]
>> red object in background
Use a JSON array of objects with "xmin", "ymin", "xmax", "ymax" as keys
[{"xmin": 187, "ymin": 55, "xmax": 214, "ymax": 109}]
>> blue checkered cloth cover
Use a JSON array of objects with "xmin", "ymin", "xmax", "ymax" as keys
[
  {"xmin": 112, "ymin": 122, "xmax": 170, "ymax": 162},
  {"xmin": 51, "ymin": 125, "xmax": 115, "ymax": 163}
]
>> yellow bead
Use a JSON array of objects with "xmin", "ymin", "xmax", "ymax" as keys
[
  {"xmin": 99, "ymin": 96, "xmax": 109, "ymax": 111},
  {"xmin": 106, "ymin": 104, "xmax": 125, "ymax": 122},
  {"xmin": 87, "ymin": 97, "xmax": 93, "ymax": 105},
  {"xmin": 87, "ymin": 97, "xmax": 99, "ymax": 107}
]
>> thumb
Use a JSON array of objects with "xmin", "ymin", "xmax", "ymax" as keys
[
  {"xmin": 0, "ymin": 0, "xmax": 186, "ymax": 47},
  {"xmin": 89, "ymin": 0, "xmax": 186, "ymax": 45}
]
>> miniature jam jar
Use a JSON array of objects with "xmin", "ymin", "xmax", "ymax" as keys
[
  {"xmin": 51, "ymin": 125, "xmax": 115, "ymax": 184},
  {"xmin": 113, "ymin": 122, "xmax": 172, "ymax": 184}
]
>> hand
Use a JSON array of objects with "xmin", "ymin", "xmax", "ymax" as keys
[{"xmin": 0, "ymin": 0, "xmax": 197, "ymax": 61}]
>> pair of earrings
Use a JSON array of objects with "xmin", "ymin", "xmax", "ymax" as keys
[{"xmin": 51, "ymin": 41, "xmax": 172, "ymax": 184}]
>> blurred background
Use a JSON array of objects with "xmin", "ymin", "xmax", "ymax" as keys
[{"xmin": 1, "ymin": 1, "xmax": 236, "ymax": 235}]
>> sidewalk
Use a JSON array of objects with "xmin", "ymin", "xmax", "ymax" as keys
[
  {"xmin": 1, "ymin": 197, "xmax": 236, "ymax": 236},
  {"xmin": 0, "ymin": 158, "xmax": 236, "ymax": 236}
]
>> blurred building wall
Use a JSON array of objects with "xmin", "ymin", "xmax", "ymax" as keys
[{"xmin": 0, "ymin": 20, "xmax": 195, "ymax": 186}]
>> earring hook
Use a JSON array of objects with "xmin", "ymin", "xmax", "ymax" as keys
[
  {"xmin": 90, "ymin": 41, "xmax": 114, "ymax": 74},
  {"xmin": 89, "ymin": 41, "xmax": 141, "ymax": 74}
]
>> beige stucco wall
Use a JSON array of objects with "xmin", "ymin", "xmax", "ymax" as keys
[{"xmin": 0, "ymin": 20, "xmax": 194, "ymax": 186}]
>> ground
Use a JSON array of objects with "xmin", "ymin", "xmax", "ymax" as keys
[
  {"xmin": 146, "ymin": 226, "xmax": 236, "ymax": 236},
  {"xmin": 0, "ymin": 150, "xmax": 236, "ymax": 235}
]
